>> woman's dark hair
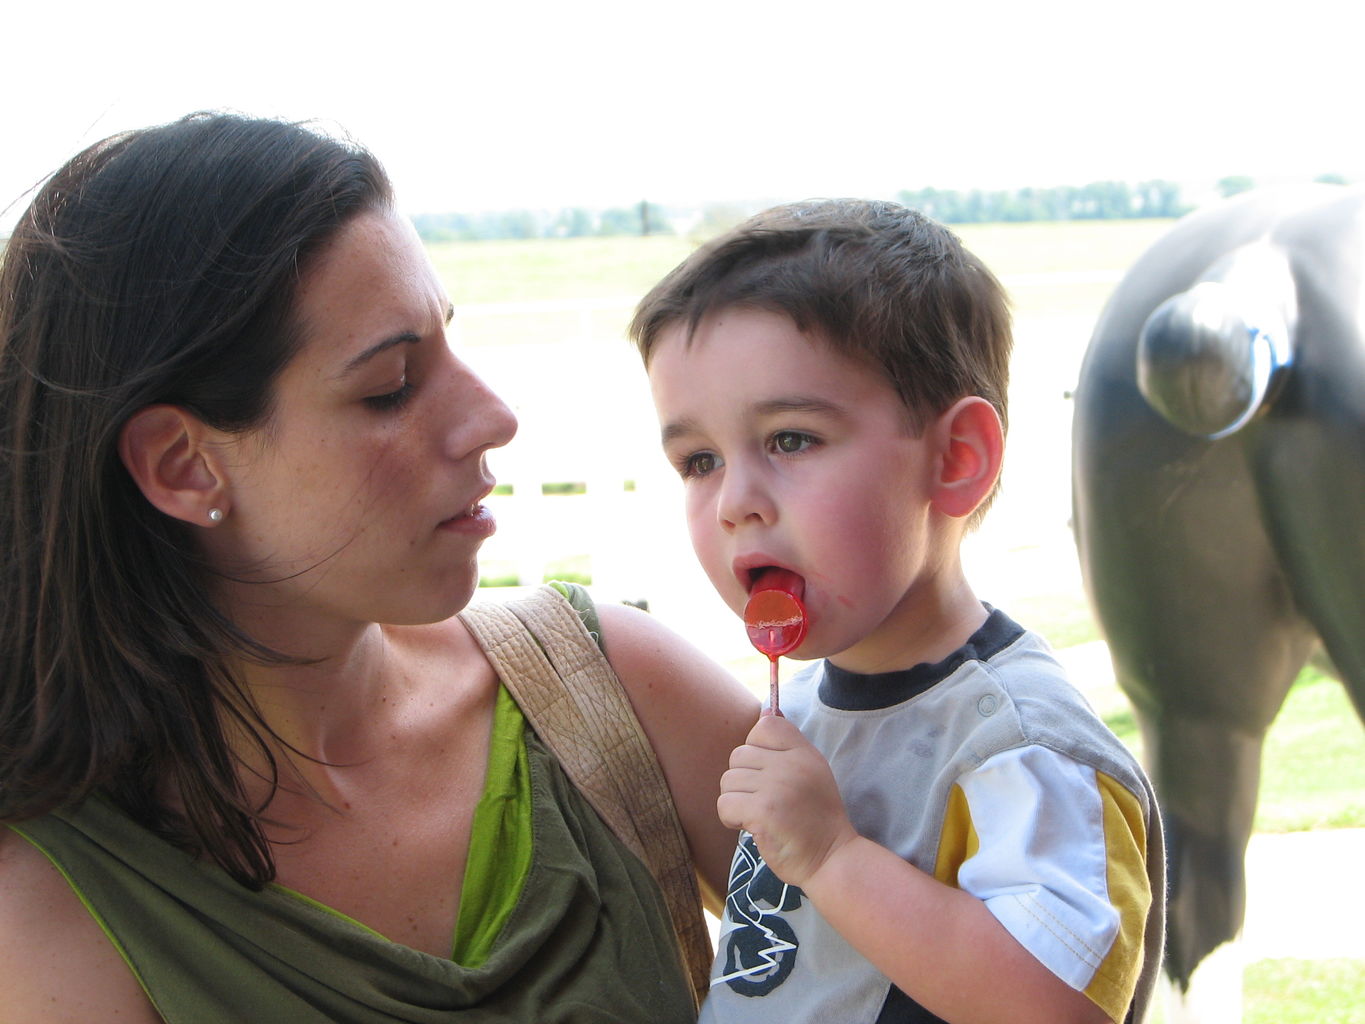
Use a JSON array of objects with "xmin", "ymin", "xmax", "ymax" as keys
[{"xmin": 0, "ymin": 112, "xmax": 393, "ymax": 885}]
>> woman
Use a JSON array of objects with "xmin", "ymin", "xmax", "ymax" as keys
[{"xmin": 0, "ymin": 113, "xmax": 755, "ymax": 1022}]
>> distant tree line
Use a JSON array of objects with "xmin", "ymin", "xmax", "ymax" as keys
[
  {"xmin": 411, "ymin": 174, "xmax": 1353, "ymax": 242},
  {"xmin": 413, "ymin": 200, "xmax": 670, "ymax": 242},
  {"xmin": 896, "ymin": 180, "xmax": 1189, "ymax": 223}
]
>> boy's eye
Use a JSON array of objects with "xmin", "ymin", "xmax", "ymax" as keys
[
  {"xmin": 681, "ymin": 451, "xmax": 719, "ymax": 478},
  {"xmin": 364, "ymin": 375, "xmax": 414, "ymax": 411},
  {"xmin": 772, "ymin": 430, "xmax": 816, "ymax": 454}
]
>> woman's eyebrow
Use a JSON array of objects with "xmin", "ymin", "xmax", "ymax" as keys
[{"xmin": 334, "ymin": 332, "xmax": 419, "ymax": 381}]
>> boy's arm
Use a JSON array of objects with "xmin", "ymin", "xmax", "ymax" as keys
[{"xmin": 721, "ymin": 715, "xmax": 1112, "ymax": 1024}]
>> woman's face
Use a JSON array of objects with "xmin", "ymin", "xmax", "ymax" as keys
[{"xmin": 207, "ymin": 209, "xmax": 517, "ymax": 638}]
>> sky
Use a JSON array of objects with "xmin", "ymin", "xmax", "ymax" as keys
[{"xmin": 3, "ymin": 0, "xmax": 1359, "ymax": 233}]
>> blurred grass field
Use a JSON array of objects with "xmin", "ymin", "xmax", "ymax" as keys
[
  {"xmin": 430, "ymin": 217, "xmax": 1365, "ymax": 1019},
  {"xmin": 427, "ymin": 217, "xmax": 1174, "ymax": 309}
]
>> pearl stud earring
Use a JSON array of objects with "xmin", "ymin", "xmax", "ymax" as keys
[{"xmin": 208, "ymin": 508, "xmax": 225, "ymax": 523}]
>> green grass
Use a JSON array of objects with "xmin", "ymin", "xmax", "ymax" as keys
[
  {"xmin": 428, "ymin": 234, "xmax": 695, "ymax": 306},
  {"xmin": 953, "ymin": 219, "xmax": 1175, "ymax": 277},
  {"xmin": 1008, "ymin": 592, "xmax": 1101, "ymax": 649},
  {"xmin": 1253, "ymin": 673, "xmax": 1365, "ymax": 831},
  {"xmin": 426, "ymin": 219, "xmax": 1177, "ymax": 311},
  {"xmin": 426, "ymin": 220, "xmax": 1181, "ymax": 349},
  {"xmin": 960, "ymin": 221, "xmax": 1177, "ymax": 320},
  {"xmin": 1137, "ymin": 959, "xmax": 1365, "ymax": 1024},
  {"xmin": 541, "ymin": 553, "xmax": 592, "ymax": 585},
  {"xmin": 1244, "ymin": 959, "xmax": 1365, "ymax": 1024}
]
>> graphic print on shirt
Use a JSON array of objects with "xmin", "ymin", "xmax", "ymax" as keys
[{"xmin": 714, "ymin": 832, "xmax": 805, "ymax": 996}]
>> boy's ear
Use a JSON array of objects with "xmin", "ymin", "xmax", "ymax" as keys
[
  {"xmin": 929, "ymin": 396, "xmax": 1004, "ymax": 520},
  {"xmin": 118, "ymin": 404, "xmax": 228, "ymax": 527}
]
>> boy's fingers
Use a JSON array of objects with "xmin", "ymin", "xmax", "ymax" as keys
[
  {"xmin": 715, "ymin": 793, "xmax": 746, "ymax": 831},
  {"xmin": 727, "ymin": 743, "xmax": 783, "ymax": 774},
  {"xmin": 746, "ymin": 714, "xmax": 802, "ymax": 749},
  {"xmin": 720, "ymin": 764, "xmax": 760, "ymax": 792}
]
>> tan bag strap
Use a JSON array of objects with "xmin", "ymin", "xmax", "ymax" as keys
[{"xmin": 458, "ymin": 584, "xmax": 712, "ymax": 1006}]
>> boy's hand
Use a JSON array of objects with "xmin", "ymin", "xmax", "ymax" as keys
[{"xmin": 717, "ymin": 715, "xmax": 858, "ymax": 888}]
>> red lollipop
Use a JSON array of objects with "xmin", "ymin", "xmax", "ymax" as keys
[{"xmin": 744, "ymin": 568, "xmax": 808, "ymax": 715}]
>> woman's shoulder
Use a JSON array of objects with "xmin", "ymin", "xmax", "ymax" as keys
[{"xmin": 0, "ymin": 827, "xmax": 162, "ymax": 1022}]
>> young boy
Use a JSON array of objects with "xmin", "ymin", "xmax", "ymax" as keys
[{"xmin": 630, "ymin": 200, "xmax": 1164, "ymax": 1024}]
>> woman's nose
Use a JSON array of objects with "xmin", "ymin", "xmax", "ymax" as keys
[{"xmin": 444, "ymin": 360, "xmax": 518, "ymax": 459}]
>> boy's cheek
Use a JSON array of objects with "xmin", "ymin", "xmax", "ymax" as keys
[
  {"xmin": 689, "ymin": 534, "xmax": 746, "ymax": 616},
  {"xmin": 684, "ymin": 503, "xmax": 722, "ymax": 567},
  {"xmin": 703, "ymin": 563, "xmax": 748, "ymax": 619},
  {"xmin": 682, "ymin": 489, "xmax": 753, "ymax": 617}
]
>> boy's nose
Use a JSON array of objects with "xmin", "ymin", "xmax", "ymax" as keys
[{"xmin": 716, "ymin": 466, "xmax": 776, "ymax": 531}]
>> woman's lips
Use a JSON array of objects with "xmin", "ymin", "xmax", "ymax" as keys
[{"xmin": 438, "ymin": 502, "xmax": 496, "ymax": 537}]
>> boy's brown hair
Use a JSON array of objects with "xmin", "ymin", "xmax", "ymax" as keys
[{"xmin": 629, "ymin": 199, "xmax": 1012, "ymax": 438}]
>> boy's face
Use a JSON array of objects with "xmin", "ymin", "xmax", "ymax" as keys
[{"xmin": 648, "ymin": 308, "xmax": 948, "ymax": 672}]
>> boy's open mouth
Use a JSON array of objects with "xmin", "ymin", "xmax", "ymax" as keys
[{"xmin": 747, "ymin": 566, "xmax": 806, "ymax": 601}]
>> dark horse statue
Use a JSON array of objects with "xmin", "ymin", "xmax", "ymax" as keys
[{"xmin": 1071, "ymin": 184, "xmax": 1365, "ymax": 990}]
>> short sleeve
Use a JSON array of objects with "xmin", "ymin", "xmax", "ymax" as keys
[{"xmin": 941, "ymin": 746, "xmax": 1150, "ymax": 1023}]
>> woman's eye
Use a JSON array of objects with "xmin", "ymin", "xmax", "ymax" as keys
[
  {"xmin": 772, "ymin": 431, "xmax": 816, "ymax": 454},
  {"xmin": 681, "ymin": 451, "xmax": 719, "ymax": 478},
  {"xmin": 364, "ymin": 376, "xmax": 414, "ymax": 411}
]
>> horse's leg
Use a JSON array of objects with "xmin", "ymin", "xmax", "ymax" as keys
[
  {"xmin": 1074, "ymin": 431, "xmax": 1315, "ymax": 989},
  {"xmin": 1117, "ymin": 628, "xmax": 1310, "ymax": 973},
  {"xmin": 1250, "ymin": 397, "xmax": 1365, "ymax": 729}
]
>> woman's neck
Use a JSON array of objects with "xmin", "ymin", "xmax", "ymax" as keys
[{"xmin": 226, "ymin": 619, "xmax": 413, "ymax": 782}]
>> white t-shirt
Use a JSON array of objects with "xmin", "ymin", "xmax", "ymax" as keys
[{"xmin": 700, "ymin": 609, "xmax": 1162, "ymax": 1024}]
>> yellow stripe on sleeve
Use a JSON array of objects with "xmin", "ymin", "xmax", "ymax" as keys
[
  {"xmin": 1083, "ymin": 772, "xmax": 1152, "ymax": 1022},
  {"xmin": 932, "ymin": 783, "xmax": 979, "ymax": 887}
]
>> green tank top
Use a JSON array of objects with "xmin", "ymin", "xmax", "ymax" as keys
[{"xmin": 12, "ymin": 669, "xmax": 694, "ymax": 1022}]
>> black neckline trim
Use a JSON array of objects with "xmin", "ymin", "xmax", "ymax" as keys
[{"xmin": 818, "ymin": 607, "xmax": 1023, "ymax": 711}]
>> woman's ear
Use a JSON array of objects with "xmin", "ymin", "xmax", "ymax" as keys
[
  {"xmin": 118, "ymin": 405, "xmax": 228, "ymax": 526},
  {"xmin": 930, "ymin": 396, "xmax": 1004, "ymax": 520}
]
